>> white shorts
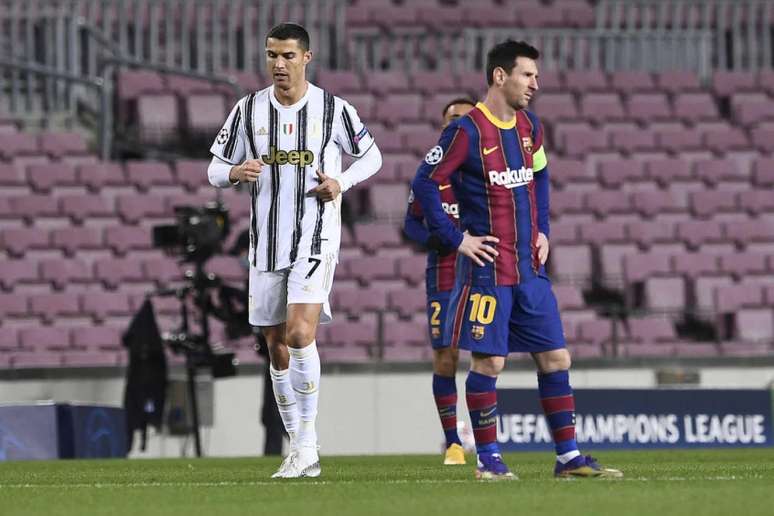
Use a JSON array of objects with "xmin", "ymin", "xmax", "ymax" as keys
[{"xmin": 248, "ymin": 253, "xmax": 337, "ymax": 327}]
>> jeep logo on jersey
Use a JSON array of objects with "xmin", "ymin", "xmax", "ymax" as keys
[
  {"xmin": 488, "ymin": 167, "xmax": 534, "ymax": 189},
  {"xmin": 261, "ymin": 146, "xmax": 315, "ymax": 166},
  {"xmin": 442, "ymin": 202, "xmax": 459, "ymax": 219}
]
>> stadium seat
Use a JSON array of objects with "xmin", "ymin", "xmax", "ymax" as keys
[
  {"xmin": 550, "ymin": 244, "xmax": 592, "ymax": 283},
  {"xmin": 562, "ymin": 70, "xmax": 610, "ymax": 94},
  {"xmin": 29, "ymin": 293, "xmax": 82, "ymax": 324},
  {"xmin": 382, "ymin": 313, "xmax": 427, "ymax": 348},
  {"xmin": 116, "ymin": 194, "xmax": 168, "ymax": 224},
  {"xmin": 125, "ymin": 161, "xmax": 176, "ymax": 191},
  {"xmin": 735, "ymin": 309, "xmax": 774, "ymax": 342},
  {"xmin": 1, "ymin": 227, "xmax": 50, "ymax": 257},
  {"xmin": 611, "ymin": 71, "xmax": 656, "ymax": 95},
  {"xmin": 366, "ymin": 183, "xmax": 410, "ymax": 220},
  {"xmin": 0, "ymin": 133, "xmax": 39, "ymax": 159},
  {"xmin": 40, "ymin": 259, "xmax": 93, "ymax": 290},
  {"xmin": 711, "ymin": 70, "xmax": 758, "ymax": 98},
  {"xmin": 750, "ymin": 123, "xmax": 774, "ymax": 153},
  {"xmin": 652, "ymin": 122, "xmax": 703, "ymax": 152},
  {"xmin": 688, "ymin": 191, "xmax": 739, "ymax": 218},
  {"xmin": 94, "ymin": 258, "xmax": 145, "ymax": 289},
  {"xmin": 531, "ymin": 93, "xmax": 578, "ymax": 121},
  {"xmin": 137, "ymin": 94, "xmax": 179, "ymax": 144},
  {"xmin": 12, "ymin": 194, "xmax": 61, "ymax": 222},
  {"xmin": 395, "ymin": 254, "xmax": 426, "ymax": 286},
  {"xmin": 644, "ymin": 276, "xmax": 686, "ymax": 312},
  {"xmin": 739, "ymin": 191, "xmax": 774, "ymax": 216},
  {"xmin": 348, "ymin": 255, "xmax": 397, "ymax": 284},
  {"xmin": 27, "ymin": 163, "xmax": 78, "ymax": 193},
  {"xmin": 580, "ymin": 93, "xmax": 626, "ymax": 123},
  {"xmin": 374, "ymin": 94, "xmax": 424, "ymax": 125},
  {"xmin": 81, "ymin": 291, "xmax": 133, "ymax": 322},
  {"xmin": 317, "ymin": 70, "xmax": 363, "ymax": 95},
  {"xmin": 730, "ymin": 93, "xmax": 774, "ymax": 127},
  {"xmin": 185, "ymin": 93, "xmax": 227, "ymax": 134},
  {"xmin": 77, "ymin": 162, "xmax": 126, "ymax": 191},
  {"xmin": 672, "ymin": 253, "xmax": 720, "ymax": 279},
  {"xmin": 38, "ymin": 132, "xmax": 89, "ymax": 159},
  {"xmin": 142, "ymin": 257, "xmax": 184, "ymax": 286},
  {"xmin": 751, "ymin": 157, "xmax": 774, "ymax": 188},
  {"xmin": 672, "ymin": 93, "xmax": 719, "ymax": 122},
  {"xmin": 626, "ymin": 317, "xmax": 678, "ymax": 345},
  {"xmin": 165, "ymin": 75, "xmax": 213, "ymax": 96},
  {"xmin": 578, "ymin": 220, "xmax": 627, "ymax": 245},
  {"xmin": 623, "ymin": 253, "xmax": 672, "ymax": 284},
  {"xmin": 599, "ymin": 243, "xmax": 639, "ymax": 283},
  {"xmin": 51, "ymin": 227, "xmax": 104, "ymax": 256},
  {"xmin": 364, "ymin": 71, "xmax": 412, "ymax": 97},
  {"xmin": 60, "ymin": 194, "xmax": 114, "ymax": 224},
  {"xmin": 117, "ymin": 70, "xmax": 166, "ymax": 100},
  {"xmin": 0, "ymin": 327, "xmax": 20, "ymax": 351},
  {"xmin": 333, "ymin": 286, "xmax": 389, "ymax": 316},
  {"xmin": 655, "ymin": 70, "xmax": 701, "ymax": 94},
  {"xmin": 714, "ymin": 284, "xmax": 765, "ymax": 314},
  {"xmin": 387, "ymin": 286, "xmax": 426, "ymax": 318},
  {"xmin": 676, "ymin": 220, "xmax": 726, "ymax": 250},
  {"xmin": 553, "ymin": 122, "xmax": 608, "ymax": 157},
  {"xmin": 104, "ymin": 226, "xmax": 153, "ymax": 255},
  {"xmin": 626, "ymin": 93, "xmax": 672, "ymax": 122}
]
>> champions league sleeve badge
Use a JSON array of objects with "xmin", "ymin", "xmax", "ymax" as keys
[
  {"xmin": 217, "ymin": 127, "xmax": 229, "ymax": 145},
  {"xmin": 425, "ymin": 145, "xmax": 444, "ymax": 165}
]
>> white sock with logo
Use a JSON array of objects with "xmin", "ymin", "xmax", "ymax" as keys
[
  {"xmin": 269, "ymin": 365, "xmax": 299, "ymax": 445},
  {"xmin": 288, "ymin": 341, "xmax": 321, "ymax": 448}
]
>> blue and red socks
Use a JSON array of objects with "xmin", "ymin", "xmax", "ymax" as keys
[
  {"xmin": 538, "ymin": 370, "xmax": 580, "ymax": 463},
  {"xmin": 465, "ymin": 371, "xmax": 500, "ymax": 455},
  {"xmin": 433, "ymin": 374, "xmax": 462, "ymax": 448}
]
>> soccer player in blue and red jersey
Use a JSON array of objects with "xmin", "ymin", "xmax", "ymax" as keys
[
  {"xmin": 412, "ymin": 40, "xmax": 622, "ymax": 480},
  {"xmin": 404, "ymin": 98, "xmax": 475, "ymax": 466}
]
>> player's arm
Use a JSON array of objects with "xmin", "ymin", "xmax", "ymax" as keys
[
  {"xmin": 531, "ymin": 115, "xmax": 550, "ymax": 264},
  {"xmin": 403, "ymin": 187, "xmax": 455, "ymax": 255},
  {"xmin": 208, "ymin": 97, "xmax": 263, "ymax": 188},
  {"xmin": 412, "ymin": 123, "xmax": 498, "ymax": 266}
]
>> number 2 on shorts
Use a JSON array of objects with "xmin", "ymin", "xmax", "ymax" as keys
[{"xmin": 305, "ymin": 257, "xmax": 322, "ymax": 279}]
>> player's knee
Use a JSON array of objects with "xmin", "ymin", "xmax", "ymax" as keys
[
  {"xmin": 433, "ymin": 349, "xmax": 457, "ymax": 376},
  {"xmin": 538, "ymin": 349, "xmax": 571, "ymax": 373},
  {"xmin": 285, "ymin": 325, "xmax": 316, "ymax": 348}
]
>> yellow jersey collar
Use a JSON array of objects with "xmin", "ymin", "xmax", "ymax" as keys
[{"xmin": 476, "ymin": 102, "xmax": 516, "ymax": 130}]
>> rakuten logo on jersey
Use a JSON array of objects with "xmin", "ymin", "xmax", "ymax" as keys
[
  {"xmin": 442, "ymin": 202, "xmax": 459, "ymax": 219},
  {"xmin": 488, "ymin": 167, "xmax": 534, "ymax": 189}
]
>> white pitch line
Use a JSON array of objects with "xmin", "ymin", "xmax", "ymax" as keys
[{"xmin": 0, "ymin": 476, "xmax": 765, "ymax": 489}]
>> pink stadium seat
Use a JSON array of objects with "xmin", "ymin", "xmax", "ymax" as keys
[
  {"xmin": 367, "ymin": 123, "xmax": 403, "ymax": 153},
  {"xmin": 27, "ymin": 163, "xmax": 78, "ymax": 193},
  {"xmin": 62, "ymin": 351, "xmax": 122, "ymax": 367},
  {"xmin": 185, "ymin": 93, "xmax": 227, "ymax": 133},
  {"xmin": 751, "ymin": 157, "xmax": 774, "ymax": 188},
  {"xmin": 460, "ymin": 5, "xmax": 516, "ymax": 28},
  {"xmin": 750, "ymin": 123, "xmax": 774, "ymax": 153},
  {"xmin": 165, "ymin": 75, "xmax": 213, "ymax": 96},
  {"xmin": 325, "ymin": 315, "xmax": 378, "ymax": 348},
  {"xmin": 318, "ymin": 345, "xmax": 371, "ymax": 363},
  {"xmin": 0, "ymin": 133, "xmax": 39, "ymax": 159},
  {"xmin": 12, "ymin": 194, "xmax": 61, "ymax": 221},
  {"xmin": 0, "ymin": 327, "xmax": 20, "ymax": 351},
  {"xmin": 719, "ymin": 342, "xmax": 771, "ymax": 357},
  {"xmin": 550, "ymin": 244, "xmax": 592, "ymax": 283},
  {"xmin": 724, "ymin": 220, "xmax": 774, "ymax": 246},
  {"xmin": 40, "ymin": 259, "xmax": 92, "ymax": 290},
  {"xmin": 719, "ymin": 253, "xmax": 769, "ymax": 278},
  {"xmin": 579, "ymin": 93, "xmax": 626, "ymax": 123},
  {"xmin": 714, "ymin": 284, "xmax": 765, "ymax": 313},
  {"xmin": 77, "ymin": 162, "xmax": 126, "ymax": 191},
  {"xmin": 39, "ymin": 132, "xmax": 89, "ymax": 159},
  {"xmin": 344, "ymin": 94, "xmax": 376, "ymax": 121},
  {"xmin": 550, "ymin": 223, "xmax": 579, "ymax": 245},
  {"xmin": 626, "ymin": 317, "xmax": 677, "ymax": 344},
  {"xmin": 364, "ymin": 71, "xmax": 411, "ymax": 97},
  {"xmin": 597, "ymin": 159, "xmax": 646, "ymax": 189},
  {"xmin": 333, "ymin": 286, "xmax": 389, "ymax": 315},
  {"xmin": 610, "ymin": 71, "xmax": 656, "ymax": 95},
  {"xmin": 0, "ymin": 293, "xmax": 29, "ymax": 320},
  {"xmin": 759, "ymin": 69, "xmax": 774, "ymax": 96},
  {"xmin": 673, "ymin": 93, "xmax": 719, "ymax": 122},
  {"xmin": 366, "ymin": 183, "xmax": 410, "ymax": 220},
  {"xmin": 374, "ymin": 94, "xmax": 423, "ymax": 125},
  {"xmin": 382, "ymin": 313, "xmax": 427, "ymax": 348},
  {"xmin": 626, "ymin": 93, "xmax": 672, "ymax": 122},
  {"xmin": 125, "ymin": 161, "xmax": 175, "ymax": 191},
  {"xmin": 646, "ymin": 157, "xmax": 694, "ymax": 187},
  {"xmin": 623, "ymin": 252, "xmax": 672, "ymax": 284},
  {"xmin": 552, "ymin": 284, "xmax": 586, "ymax": 312},
  {"xmin": 0, "ymin": 260, "xmax": 40, "ymax": 290},
  {"xmin": 553, "ymin": 122, "xmax": 608, "ymax": 157},
  {"xmin": 104, "ymin": 226, "xmax": 153, "ymax": 255},
  {"xmin": 562, "ymin": 70, "xmax": 610, "ymax": 94},
  {"xmin": 711, "ymin": 70, "xmax": 758, "ymax": 98},
  {"xmin": 142, "ymin": 257, "xmax": 184, "ymax": 285},
  {"xmin": 735, "ymin": 309, "xmax": 774, "ymax": 342},
  {"xmin": 51, "ymin": 227, "xmax": 103, "ymax": 256},
  {"xmin": 534, "ymin": 70, "xmax": 563, "ymax": 92},
  {"xmin": 401, "ymin": 124, "xmax": 441, "ymax": 156},
  {"xmin": 676, "ymin": 220, "xmax": 726, "ymax": 250},
  {"xmin": 578, "ymin": 319, "xmax": 614, "ymax": 348},
  {"xmin": 116, "ymin": 194, "xmax": 168, "ymax": 224},
  {"xmin": 644, "ymin": 276, "xmax": 686, "ymax": 312},
  {"xmin": 531, "ymin": 93, "xmax": 578, "ymax": 121},
  {"xmin": 348, "ymin": 255, "xmax": 397, "ymax": 284},
  {"xmin": 549, "ymin": 158, "xmax": 593, "ymax": 187},
  {"xmin": 205, "ymin": 256, "xmax": 245, "ymax": 283},
  {"xmin": 421, "ymin": 93, "xmax": 471, "ymax": 123},
  {"xmin": 0, "ymin": 162, "xmax": 25, "ymax": 186},
  {"xmin": 550, "ymin": 190, "xmax": 585, "ymax": 216},
  {"xmin": 94, "ymin": 258, "xmax": 145, "ymax": 289},
  {"xmin": 739, "ymin": 191, "xmax": 774, "ymax": 216},
  {"xmin": 585, "ymin": 191, "xmax": 632, "ymax": 217},
  {"xmin": 395, "ymin": 254, "xmax": 426, "ymax": 286},
  {"xmin": 117, "ymin": 70, "xmax": 165, "ymax": 100},
  {"xmin": 631, "ymin": 190, "xmax": 684, "ymax": 219},
  {"xmin": 700, "ymin": 124, "xmax": 750, "ymax": 153},
  {"xmin": 1, "ymin": 227, "xmax": 50, "ymax": 257},
  {"xmin": 606, "ymin": 123, "xmax": 656, "ymax": 153},
  {"xmin": 655, "ymin": 70, "xmax": 701, "ymax": 94},
  {"xmin": 653, "ymin": 122, "xmax": 702, "ymax": 152},
  {"xmin": 19, "ymin": 326, "xmax": 70, "ymax": 351},
  {"xmin": 387, "ymin": 287, "xmax": 426, "ymax": 318},
  {"xmin": 81, "ymin": 291, "xmax": 133, "ymax": 322},
  {"xmin": 29, "ymin": 293, "xmax": 81, "ymax": 324},
  {"xmin": 60, "ymin": 194, "xmax": 113, "ymax": 223},
  {"xmin": 730, "ymin": 93, "xmax": 774, "ymax": 127},
  {"xmin": 626, "ymin": 221, "xmax": 676, "ymax": 250},
  {"xmin": 578, "ymin": 220, "xmax": 627, "ymax": 245},
  {"xmin": 137, "ymin": 94, "xmax": 179, "ymax": 143},
  {"xmin": 688, "ymin": 191, "xmax": 739, "ymax": 218},
  {"xmin": 694, "ymin": 158, "xmax": 749, "ymax": 186},
  {"xmin": 317, "ymin": 70, "xmax": 363, "ymax": 95},
  {"xmin": 671, "ymin": 253, "xmax": 719, "ymax": 281},
  {"xmin": 599, "ymin": 243, "xmax": 639, "ymax": 282}
]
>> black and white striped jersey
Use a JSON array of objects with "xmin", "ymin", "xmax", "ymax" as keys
[{"xmin": 210, "ymin": 83, "xmax": 374, "ymax": 272}]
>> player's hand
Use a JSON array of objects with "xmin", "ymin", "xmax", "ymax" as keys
[
  {"xmin": 229, "ymin": 159, "xmax": 263, "ymax": 183},
  {"xmin": 536, "ymin": 232, "xmax": 549, "ymax": 265},
  {"xmin": 306, "ymin": 169, "xmax": 341, "ymax": 202},
  {"xmin": 457, "ymin": 230, "xmax": 499, "ymax": 267}
]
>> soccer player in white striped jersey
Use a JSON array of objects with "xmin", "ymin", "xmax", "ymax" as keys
[{"xmin": 207, "ymin": 23, "xmax": 382, "ymax": 478}]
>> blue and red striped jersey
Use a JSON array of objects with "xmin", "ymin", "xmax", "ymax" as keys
[
  {"xmin": 404, "ymin": 183, "xmax": 459, "ymax": 293},
  {"xmin": 412, "ymin": 102, "xmax": 550, "ymax": 287}
]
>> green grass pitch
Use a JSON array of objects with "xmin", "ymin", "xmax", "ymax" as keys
[{"xmin": 1, "ymin": 449, "xmax": 773, "ymax": 516}]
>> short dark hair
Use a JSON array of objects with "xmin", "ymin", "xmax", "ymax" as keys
[
  {"xmin": 485, "ymin": 40, "xmax": 539, "ymax": 86},
  {"xmin": 441, "ymin": 97, "xmax": 476, "ymax": 118},
  {"xmin": 266, "ymin": 23, "xmax": 310, "ymax": 51}
]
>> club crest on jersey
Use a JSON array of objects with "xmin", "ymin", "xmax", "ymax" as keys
[
  {"xmin": 425, "ymin": 145, "xmax": 444, "ymax": 165},
  {"xmin": 472, "ymin": 325, "xmax": 485, "ymax": 340},
  {"xmin": 282, "ymin": 123, "xmax": 294, "ymax": 135},
  {"xmin": 488, "ymin": 166, "xmax": 534, "ymax": 189},
  {"xmin": 257, "ymin": 127, "xmax": 268, "ymax": 136},
  {"xmin": 261, "ymin": 145, "xmax": 315, "ymax": 166},
  {"xmin": 216, "ymin": 127, "xmax": 229, "ymax": 144},
  {"xmin": 522, "ymin": 136, "xmax": 534, "ymax": 154}
]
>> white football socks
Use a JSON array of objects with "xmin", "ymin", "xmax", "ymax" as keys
[
  {"xmin": 288, "ymin": 341, "xmax": 321, "ymax": 448},
  {"xmin": 557, "ymin": 450, "xmax": 581, "ymax": 464},
  {"xmin": 269, "ymin": 364, "xmax": 299, "ymax": 444}
]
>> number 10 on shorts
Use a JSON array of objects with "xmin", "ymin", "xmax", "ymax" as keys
[{"xmin": 468, "ymin": 293, "xmax": 496, "ymax": 324}]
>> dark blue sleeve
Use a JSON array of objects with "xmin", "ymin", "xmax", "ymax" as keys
[
  {"xmin": 411, "ymin": 123, "xmax": 469, "ymax": 250},
  {"xmin": 403, "ymin": 188, "xmax": 431, "ymax": 245},
  {"xmin": 535, "ymin": 166, "xmax": 550, "ymax": 237}
]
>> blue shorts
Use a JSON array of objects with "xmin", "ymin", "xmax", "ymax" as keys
[
  {"xmin": 427, "ymin": 290, "xmax": 452, "ymax": 349},
  {"xmin": 442, "ymin": 276, "xmax": 566, "ymax": 356}
]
